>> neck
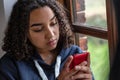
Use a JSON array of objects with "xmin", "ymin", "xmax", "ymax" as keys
[{"xmin": 39, "ymin": 52, "xmax": 57, "ymax": 65}]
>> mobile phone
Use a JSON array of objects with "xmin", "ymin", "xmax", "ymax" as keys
[{"xmin": 69, "ymin": 52, "xmax": 89, "ymax": 69}]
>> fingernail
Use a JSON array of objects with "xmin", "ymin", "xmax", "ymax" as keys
[
  {"xmin": 84, "ymin": 61, "xmax": 87, "ymax": 64},
  {"xmin": 75, "ymin": 66, "xmax": 81, "ymax": 70}
]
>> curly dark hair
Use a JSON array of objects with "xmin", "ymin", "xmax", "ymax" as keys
[{"xmin": 2, "ymin": 0, "xmax": 74, "ymax": 60}]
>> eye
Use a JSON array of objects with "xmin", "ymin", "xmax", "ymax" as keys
[
  {"xmin": 30, "ymin": 23, "xmax": 44, "ymax": 32},
  {"xmin": 33, "ymin": 29, "xmax": 42, "ymax": 32},
  {"xmin": 50, "ymin": 21, "xmax": 58, "ymax": 27},
  {"xmin": 31, "ymin": 26, "xmax": 43, "ymax": 32}
]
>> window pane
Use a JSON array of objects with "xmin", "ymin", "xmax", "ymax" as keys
[
  {"xmin": 88, "ymin": 36, "xmax": 109, "ymax": 80},
  {"xmin": 78, "ymin": 35, "xmax": 110, "ymax": 80},
  {"xmin": 73, "ymin": 0, "xmax": 107, "ymax": 29},
  {"xmin": 85, "ymin": 0, "xmax": 107, "ymax": 28}
]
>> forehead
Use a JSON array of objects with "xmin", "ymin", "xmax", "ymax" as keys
[{"xmin": 29, "ymin": 6, "xmax": 55, "ymax": 22}]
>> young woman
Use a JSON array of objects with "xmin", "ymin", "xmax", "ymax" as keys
[{"xmin": 0, "ymin": 0, "xmax": 93, "ymax": 80}]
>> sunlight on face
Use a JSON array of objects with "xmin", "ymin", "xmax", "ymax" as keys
[{"xmin": 28, "ymin": 6, "xmax": 59, "ymax": 53}]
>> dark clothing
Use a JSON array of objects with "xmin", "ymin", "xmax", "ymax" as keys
[
  {"xmin": 0, "ymin": 45, "xmax": 83, "ymax": 80},
  {"xmin": 109, "ymin": 0, "xmax": 120, "ymax": 80}
]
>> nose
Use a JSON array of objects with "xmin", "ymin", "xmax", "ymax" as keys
[{"xmin": 45, "ymin": 27, "xmax": 54, "ymax": 39}]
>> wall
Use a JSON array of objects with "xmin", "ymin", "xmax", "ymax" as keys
[{"xmin": 0, "ymin": 0, "xmax": 16, "ymax": 57}]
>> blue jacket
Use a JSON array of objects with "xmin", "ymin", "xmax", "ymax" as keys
[{"xmin": 0, "ymin": 45, "xmax": 88, "ymax": 80}]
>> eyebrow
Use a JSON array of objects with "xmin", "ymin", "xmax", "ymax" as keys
[
  {"xmin": 50, "ymin": 15, "xmax": 56, "ymax": 21},
  {"xmin": 30, "ymin": 15, "xmax": 56, "ymax": 27}
]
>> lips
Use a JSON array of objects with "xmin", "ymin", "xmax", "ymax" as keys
[{"xmin": 47, "ymin": 39, "xmax": 57, "ymax": 46}]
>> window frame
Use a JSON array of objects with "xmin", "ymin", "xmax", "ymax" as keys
[{"xmin": 58, "ymin": 0, "xmax": 118, "ymax": 67}]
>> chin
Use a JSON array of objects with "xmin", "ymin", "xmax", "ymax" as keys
[{"xmin": 49, "ymin": 45, "xmax": 57, "ymax": 51}]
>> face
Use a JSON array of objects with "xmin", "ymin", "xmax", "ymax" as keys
[{"xmin": 28, "ymin": 6, "xmax": 59, "ymax": 53}]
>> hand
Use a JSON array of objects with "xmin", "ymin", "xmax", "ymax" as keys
[
  {"xmin": 57, "ymin": 54, "xmax": 92, "ymax": 80},
  {"xmin": 70, "ymin": 61, "xmax": 92, "ymax": 80}
]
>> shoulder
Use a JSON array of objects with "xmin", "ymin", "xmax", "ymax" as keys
[
  {"xmin": 66, "ymin": 45, "xmax": 83, "ymax": 54},
  {"xmin": 59, "ymin": 45, "xmax": 83, "ymax": 59},
  {"xmin": 0, "ymin": 53, "xmax": 16, "ymax": 64},
  {"xmin": 0, "ymin": 53, "xmax": 34, "ymax": 70},
  {"xmin": 61, "ymin": 45, "xmax": 83, "ymax": 55},
  {"xmin": 0, "ymin": 53, "xmax": 17, "ymax": 71},
  {"xmin": 0, "ymin": 53, "xmax": 41, "ymax": 80},
  {"xmin": 0, "ymin": 53, "xmax": 19, "ymax": 79},
  {"xmin": 0, "ymin": 53, "xmax": 15, "ymax": 67}
]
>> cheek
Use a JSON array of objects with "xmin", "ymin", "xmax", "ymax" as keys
[
  {"xmin": 56, "ymin": 27, "xmax": 59, "ymax": 36},
  {"xmin": 28, "ymin": 32, "xmax": 44, "ymax": 44},
  {"xmin": 29, "ymin": 36, "xmax": 45, "ymax": 48}
]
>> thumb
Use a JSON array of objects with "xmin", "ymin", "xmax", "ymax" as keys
[{"xmin": 63, "ymin": 55, "xmax": 73, "ymax": 70}]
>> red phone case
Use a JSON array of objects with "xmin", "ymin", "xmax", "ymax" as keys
[{"xmin": 70, "ymin": 52, "xmax": 89, "ymax": 69}]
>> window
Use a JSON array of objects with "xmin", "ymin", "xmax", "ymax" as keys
[{"xmin": 58, "ymin": 0, "xmax": 117, "ymax": 80}]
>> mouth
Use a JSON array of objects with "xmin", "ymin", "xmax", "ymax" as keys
[{"xmin": 47, "ymin": 39, "xmax": 57, "ymax": 46}]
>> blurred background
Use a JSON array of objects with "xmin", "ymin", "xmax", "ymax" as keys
[{"xmin": 75, "ymin": 0, "xmax": 110, "ymax": 80}]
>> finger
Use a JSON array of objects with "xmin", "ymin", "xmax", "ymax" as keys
[
  {"xmin": 58, "ymin": 66, "xmax": 79, "ymax": 80},
  {"xmin": 68, "ymin": 65, "xmax": 81, "ymax": 76},
  {"xmin": 70, "ymin": 65, "xmax": 91, "ymax": 74},
  {"xmin": 63, "ymin": 55, "xmax": 73, "ymax": 69},
  {"xmin": 79, "ymin": 66, "xmax": 91, "ymax": 73},
  {"xmin": 79, "ymin": 61, "xmax": 88, "ymax": 66},
  {"xmin": 72, "ymin": 73, "xmax": 92, "ymax": 80}
]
